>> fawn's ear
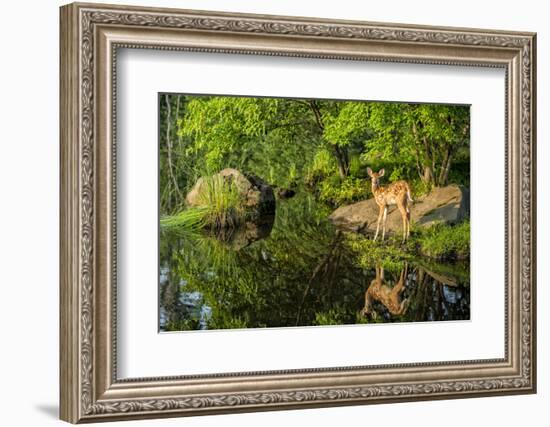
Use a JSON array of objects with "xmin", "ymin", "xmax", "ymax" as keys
[
  {"xmin": 378, "ymin": 168, "xmax": 385, "ymax": 177},
  {"xmin": 366, "ymin": 167, "xmax": 373, "ymax": 177}
]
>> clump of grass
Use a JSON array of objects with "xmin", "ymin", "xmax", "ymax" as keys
[
  {"xmin": 418, "ymin": 220, "xmax": 470, "ymax": 260},
  {"xmin": 161, "ymin": 175, "xmax": 248, "ymax": 232},
  {"xmin": 160, "ymin": 206, "xmax": 208, "ymax": 231},
  {"xmin": 197, "ymin": 175, "xmax": 246, "ymax": 228}
]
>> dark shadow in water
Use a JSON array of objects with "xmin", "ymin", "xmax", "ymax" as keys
[
  {"xmin": 159, "ymin": 194, "xmax": 470, "ymax": 331},
  {"xmin": 204, "ymin": 215, "xmax": 275, "ymax": 251}
]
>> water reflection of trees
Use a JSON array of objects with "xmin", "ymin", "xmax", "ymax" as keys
[{"xmin": 159, "ymin": 195, "xmax": 470, "ymax": 331}]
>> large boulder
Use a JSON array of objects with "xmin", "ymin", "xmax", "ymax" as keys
[
  {"xmin": 185, "ymin": 177, "xmax": 206, "ymax": 207},
  {"xmin": 185, "ymin": 168, "xmax": 275, "ymax": 217},
  {"xmin": 329, "ymin": 185, "xmax": 469, "ymax": 233}
]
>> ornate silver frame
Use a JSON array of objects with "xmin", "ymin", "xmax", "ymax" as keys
[{"xmin": 60, "ymin": 2, "xmax": 537, "ymax": 423}]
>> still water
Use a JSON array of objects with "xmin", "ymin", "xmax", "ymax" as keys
[{"xmin": 159, "ymin": 195, "xmax": 470, "ymax": 331}]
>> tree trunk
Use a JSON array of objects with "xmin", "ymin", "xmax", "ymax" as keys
[
  {"xmin": 412, "ymin": 121, "xmax": 434, "ymax": 187},
  {"xmin": 421, "ymin": 136, "xmax": 435, "ymax": 187},
  {"xmin": 439, "ymin": 151, "xmax": 453, "ymax": 186},
  {"xmin": 436, "ymin": 148, "xmax": 449, "ymax": 186},
  {"xmin": 334, "ymin": 145, "xmax": 349, "ymax": 179},
  {"xmin": 413, "ymin": 145, "xmax": 424, "ymax": 180},
  {"xmin": 422, "ymin": 165, "xmax": 433, "ymax": 186},
  {"xmin": 175, "ymin": 95, "xmax": 183, "ymax": 151},
  {"xmin": 306, "ymin": 99, "xmax": 349, "ymax": 179},
  {"xmin": 164, "ymin": 94, "xmax": 182, "ymax": 207}
]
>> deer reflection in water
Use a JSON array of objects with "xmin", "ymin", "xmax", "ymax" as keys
[
  {"xmin": 361, "ymin": 264, "xmax": 410, "ymax": 318},
  {"xmin": 359, "ymin": 261, "xmax": 470, "ymax": 322}
]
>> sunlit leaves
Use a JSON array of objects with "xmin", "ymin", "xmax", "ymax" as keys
[
  {"xmin": 362, "ymin": 102, "xmax": 470, "ymax": 186},
  {"xmin": 322, "ymin": 102, "xmax": 371, "ymax": 147}
]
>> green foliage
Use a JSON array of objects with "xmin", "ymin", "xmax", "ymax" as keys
[
  {"xmin": 165, "ymin": 318, "xmax": 201, "ymax": 331},
  {"xmin": 446, "ymin": 160, "xmax": 470, "ymax": 187},
  {"xmin": 318, "ymin": 176, "xmax": 369, "ymax": 206},
  {"xmin": 355, "ymin": 311, "xmax": 372, "ymax": 324},
  {"xmin": 361, "ymin": 103, "xmax": 470, "ymax": 187},
  {"xmin": 314, "ymin": 308, "xmax": 347, "ymax": 326},
  {"xmin": 208, "ymin": 315, "xmax": 249, "ymax": 330},
  {"xmin": 174, "ymin": 96, "xmax": 322, "ymax": 194},
  {"xmin": 322, "ymin": 102, "xmax": 371, "ymax": 147},
  {"xmin": 178, "ymin": 97, "xmax": 279, "ymax": 171},
  {"xmin": 418, "ymin": 220, "xmax": 470, "ymax": 260},
  {"xmin": 345, "ymin": 220, "xmax": 470, "ymax": 269},
  {"xmin": 348, "ymin": 154, "xmax": 363, "ymax": 177},
  {"xmin": 309, "ymin": 148, "xmax": 334, "ymax": 176},
  {"xmin": 345, "ymin": 233, "xmax": 414, "ymax": 272},
  {"xmin": 408, "ymin": 178, "xmax": 431, "ymax": 198},
  {"xmin": 304, "ymin": 149, "xmax": 334, "ymax": 187}
]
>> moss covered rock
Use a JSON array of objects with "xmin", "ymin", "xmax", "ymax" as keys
[{"xmin": 185, "ymin": 168, "xmax": 275, "ymax": 217}]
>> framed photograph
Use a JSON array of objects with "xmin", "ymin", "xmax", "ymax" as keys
[{"xmin": 60, "ymin": 2, "xmax": 537, "ymax": 423}]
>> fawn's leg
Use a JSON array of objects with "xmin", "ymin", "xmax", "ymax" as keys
[
  {"xmin": 393, "ymin": 266, "xmax": 407, "ymax": 296},
  {"xmin": 374, "ymin": 205, "xmax": 383, "ymax": 240},
  {"xmin": 398, "ymin": 203, "xmax": 408, "ymax": 242},
  {"xmin": 361, "ymin": 288, "xmax": 373, "ymax": 316},
  {"xmin": 406, "ymin": 202, "xmax": 411, "ymax": 239},
  {"xmin": 381, "ymin": 206, "xmax": 388, "ymax": 240}
]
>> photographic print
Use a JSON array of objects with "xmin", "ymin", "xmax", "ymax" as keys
[{"xmin": 159, "ymin": 94, "xmax": 470, "ymax": 332}]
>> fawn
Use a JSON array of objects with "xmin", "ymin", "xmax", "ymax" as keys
[{"xmin": 367, "ymin": 168, "xmax": 413, "ymax": 242}]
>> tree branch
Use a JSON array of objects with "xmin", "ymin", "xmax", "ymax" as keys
[{"xmin": 307, "ymin": 100, "xmax": 325, "ymax": 131}]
